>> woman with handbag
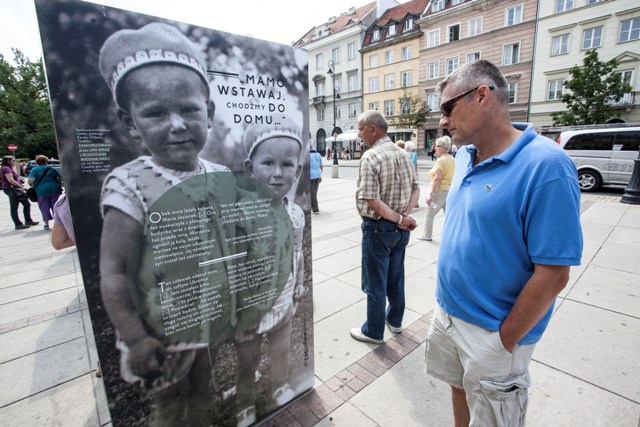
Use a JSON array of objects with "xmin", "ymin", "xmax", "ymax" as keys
[
  {"xmin": 1, "ymin": 155, "xmax": 38, "ymax": 230},
  {"xmin": 28, "ymin": 155, "xmax": 63, "ymax": 230}
]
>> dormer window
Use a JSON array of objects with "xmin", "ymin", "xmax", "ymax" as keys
[
  {"xmin": 388, "ymin": 24, "xmax": 397, "ymax": 36},
  {"xmin": 404, "ymin": 18, "xmax": 414, "ymax": 31},
  {"xmin": 432, "ymin": 0, "xmax": 445, "ymax": 12},
  {"xmin": 373, "ymin": 29, "xmax": 381, "ymax": 40}
]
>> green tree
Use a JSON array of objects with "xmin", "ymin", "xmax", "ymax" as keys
[
  {"xmin": 390, "ymin": 90, "xmax": 431, "ymax": 131},
  {"xmin": 551, "ymin": 49, "xmax": 632, "ymax": 126},
  {"xmin": 0, "ymin": 49, "xmax": 57, "ymax": 159}
]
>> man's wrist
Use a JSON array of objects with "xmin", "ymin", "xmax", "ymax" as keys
[{"xmin": 397, "ymin": 214, "xmax": 403, "ymax": 225}]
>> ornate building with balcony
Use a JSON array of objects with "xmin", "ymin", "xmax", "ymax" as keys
[
  {"xmin": 416, "ymin": 0, "xmax": 538, "ymax": 150},
  {"xmin": 294, "ymin": 0, "xmax": 398, "ymax": 153},
  {"xmin": 529, "ymin": 0, "xmax": 640, "ymax": 128},
  {"xmin": 361, "ymin": 0, "xmax": 429, "ymax": 144}
]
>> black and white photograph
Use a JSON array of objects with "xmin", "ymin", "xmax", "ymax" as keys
[{"xmin": 34, "ymin": 0, "xmax": 314, "ymax": 425}]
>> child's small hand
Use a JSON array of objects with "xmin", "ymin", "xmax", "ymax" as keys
[
  {"xmin": 128, "ymin": 336, "xmax": 167, "ymax": 380},
  {"xmin": 293, "ymin": 284, "xmax": 305, "ymax": 301}
]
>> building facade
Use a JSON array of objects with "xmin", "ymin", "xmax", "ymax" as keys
[
  {"xmin": 361, "ymin": 0, "xmax": 429, "ymax": 145},
  {"xmin": 529, "ymin": 0, "xmax": 640, "ymax": 129},
  {"xmin": 294, "ymin": 1, "xmax": 393, "ymax": 153},
  {"xmin": 417, "ymin": 0, "xmax": 538, "ymax": 150}
]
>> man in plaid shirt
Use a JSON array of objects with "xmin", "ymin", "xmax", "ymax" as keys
[{"xmin": 350, "ymin": 110, "xmax": 420, "ymax": 345}]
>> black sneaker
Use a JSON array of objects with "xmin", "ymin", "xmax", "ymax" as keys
[{"xmin": 15, "ymin": 224, "xmax": 30, "ymax": 230}]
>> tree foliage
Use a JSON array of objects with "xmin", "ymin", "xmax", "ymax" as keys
[
  {"xmin": 0, "ymin": 49, "xmax": 57, "ymax": 159},
  {"xmin": 551, "ymin": 49, "xmax": 632, "ymax": 126},
  {"xmin": 390, "ymin": 90, "xmax": 431, "ymax": 131}
]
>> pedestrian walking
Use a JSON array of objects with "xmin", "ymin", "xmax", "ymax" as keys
[{"xmin": 309, "ymin": 140, "xmax": 323, "ymax": 214}]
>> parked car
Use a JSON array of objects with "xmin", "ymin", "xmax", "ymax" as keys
[
  {"xmin": 558, "ymin": 127, "xmax": 640, "ymax": 192},
  {"xmin": 24, "ymin": 158, "xmax": 62, "ymax": 175}
]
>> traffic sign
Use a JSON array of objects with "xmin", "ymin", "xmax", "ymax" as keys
[{"xmin": 7, "ymin": 144, "xmax": 17, "ymax": 152}]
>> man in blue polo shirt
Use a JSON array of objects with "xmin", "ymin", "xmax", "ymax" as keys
[{"xmin": 425, "ymin": 60, "xmax": 583, "ymax": 426}]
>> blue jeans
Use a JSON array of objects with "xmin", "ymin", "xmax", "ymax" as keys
[{"xmin": 360, "ymin": 218, "xmax": 410, "ymax": 340}]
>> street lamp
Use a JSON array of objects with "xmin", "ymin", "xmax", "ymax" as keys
[{"xmin": 327, "ymin": 60, "xmax": 340, "ymax": 168}]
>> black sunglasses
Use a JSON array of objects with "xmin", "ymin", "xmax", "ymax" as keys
[{"xmin": 440, "ymin": 85, "xmax": 495, "ymax": 117}]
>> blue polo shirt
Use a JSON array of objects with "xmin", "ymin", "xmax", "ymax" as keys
[{"xmin": 436, "ymin": 123, "xmax": 583, "ymax": 344}]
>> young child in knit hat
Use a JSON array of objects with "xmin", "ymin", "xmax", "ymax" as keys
[
  {"xmin": 234, "ymin": 119, "xmax": 306, "ymax": 426},
  {"xmin": 98, "ymin": 22, "xmax": 239, "ymax": 425}
]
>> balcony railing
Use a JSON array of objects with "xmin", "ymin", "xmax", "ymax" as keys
[{"xmin": 607, "ymin": 91, "xmax": 636, "ymax": 107}]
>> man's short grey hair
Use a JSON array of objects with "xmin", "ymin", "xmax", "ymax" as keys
[
  {"xmin": 405, "ymin": 141, "xmax": 415, "ymax": 151},
  {"xmin": 358, "ymin": 110, "xmax": 389, "ymax": 132},
  {"xmin": 437, "ymin": 59, "xmax": 509, "ymax": 105}
]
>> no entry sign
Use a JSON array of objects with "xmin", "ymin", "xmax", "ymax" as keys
[{"xmin": 7, "ymin": 144, "xmax": 17, "ymax": 152}]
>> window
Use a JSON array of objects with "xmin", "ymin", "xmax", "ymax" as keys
[
  {"xmin": 468, "ymin": 17, "xmax": 483, "ymax": 37},
  {"xmin": 503, "ymin": 43, "xmax": 520, "ymax": 66},
  {"xmin": 385, "ymin": 74, "xmax": 395, "ymax": 90},
  {"xmin": 315, "ymin": 54, "xmax": 323, "ymax": 70},
  {"xmin": 401, "ymin": 98, "xmax": 411, "ymax": 114},
  {"xmin": 555, "ymin": 0, "xmax": 573, "ymax": 13},
  {"xmin": 402, "ymin": 46, "xmax": 412, "ymax": 60},
  {"xmin": 427, "ymin": 29, "xmax": 440, "ymax": 48},
  {"xmin": 334, "ymin": 76, "xmax": 342, "ymax": 93},
  {"xmin": 452, "ymin": 0, "xmax": 464, "ymax": 4},
  {"xmin": 432, "ymin": 0, "xmax": 445, "ymax": 12},
  {"xmin": 401, "ymin": 71, "xmax": 412, "ymax": 87},
  {"xmin": 505, "ymin": 5, "xmax": 523, "ymax": 26},
  {"xmin": 385, "ymin": 50, "xmax": 394, "ymax": 64},
  {"xmin": 582, "ymin": 27, "xmax": 602, "ymax": 50},
  {"xmin": 466, "ymin": 51, "xmax": 481, "ymax": 63},
  {"xmin": 614, "ymin": 70, "xmax": 634, "ymax": 104},
  {"xmin": 369, "ymin": 102, "xmax": 379, "ymax": 111},
  {"xmin": 388, "ymin": 24, "xmax": 397, "ymax": 36},
  {"xmin": 427, "ymin": 61, "xmax": 440, "ymax": 80},
  {"xmin": 384, "ymin": 100, "xmax": 394, "ymax": 116},
  {"xmin": 370, "ymin": 54, "xmax": 379, "ymax": 68},
  {"xmin": 373, "ymin": 29, "xmax": 381, "ymax": 41},
  {"xmin": 348, "ymin": 42, "xmax": 356, "ymax": 60},
  {"xmin": 508, "ymin": 82, "xmax": 517, "ymax": 104},
  {"xmin": 448, "ymin": 24, "xmax": 460, "ymax": 42},
  {"xmin": 547, "ymin": 79, "xmax": 564, "ymax": 100},
  {"xmin": 619, "ymin": 18, "xmax": 640, "ymax": 43},
  {"xmin": 427, "ymin": 94, "xmax": 439, "ymax": 112},
  {"xmin": 348, "ymin": 74, "xmax": 357, "ymax": 92},
  {"xmin": 404, "ymin": 18, "xmax": 414, "ymax": 31},
  {"xmin": 349, "ymin": 103, "xmax": 358, "ymax": 117},
  {"xmin": 587, "ymin": 0, "xmax": 602, "ymax": 3},
  {"xmin": 315, "ymin": 81, "xmax": 325, "ymax": 97},
  {"xmin": 317, "ymin": 108, "xmax": 324, "ymax": 121},
  {"xmin": 332, "ymin": 47, "xmax": 340, "ymax": 64},
  {"xmin": 564, "ymin": 133, "xmax": 614, "ymax": 150},
  {"xmin": 369, "ymin": 77, "xmax": 379, "ymax": 92},
  {"xmin": 551, "ymin": 34, "xmax": 569, "ymax": 56},
  {"xmin": 446, "ymin": 57, "xmax": 459, "ymax": 75}
]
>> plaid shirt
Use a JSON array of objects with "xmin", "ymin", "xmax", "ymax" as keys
[{"xmin": 356, "ymin": 136, "xmax": 419, "ymax": 219}]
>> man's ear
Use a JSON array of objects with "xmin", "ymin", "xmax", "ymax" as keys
[
  {"xmin": 244, "ymin": 159, "xmax": 254, "ymax": 176},
  {"xmin": 207, "ymin": 99, "xmax": 215, "ymax": 128},
  {"xmin": 117, "ymin": 109, "xmax": 141, "ymax": 139},
  {"xmin": 295, "ymin": 164, "xmax": 302, "ymax": 179}
]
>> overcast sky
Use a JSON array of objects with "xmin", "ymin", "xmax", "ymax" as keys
[{"xmin": 0, "ymin": 0, "xmax": 400, "ymax": 61}]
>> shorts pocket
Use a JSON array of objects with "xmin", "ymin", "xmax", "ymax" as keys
[{"xmin": 473, "ymin": 371, "xmax": 530, "ymax": 427}]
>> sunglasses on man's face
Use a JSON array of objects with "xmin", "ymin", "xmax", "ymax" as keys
[{"xmin": 440, "ymin": 85, "xmax": 494, "ymax": 117}]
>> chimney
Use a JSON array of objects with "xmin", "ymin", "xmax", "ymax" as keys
[{"xmin": 376, "ymin": 0, "xmax": 396, "ymax": 18}]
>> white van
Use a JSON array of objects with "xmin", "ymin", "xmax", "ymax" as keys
[{"xmin": 558, "ymin": 127, "xmax": 640, "ymax": 192}]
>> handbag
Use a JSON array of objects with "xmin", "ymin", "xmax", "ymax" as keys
[
  {"xmin": 27, "ymin": 187, "xmax": 37, "ymax": 202},
  {"xmin": 28, "ymin": 166, "xmax": 53, "ymax": 202},
  {"xmin": 14, "ymin": 187, "xmax": 29, "ymax": 202}
]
